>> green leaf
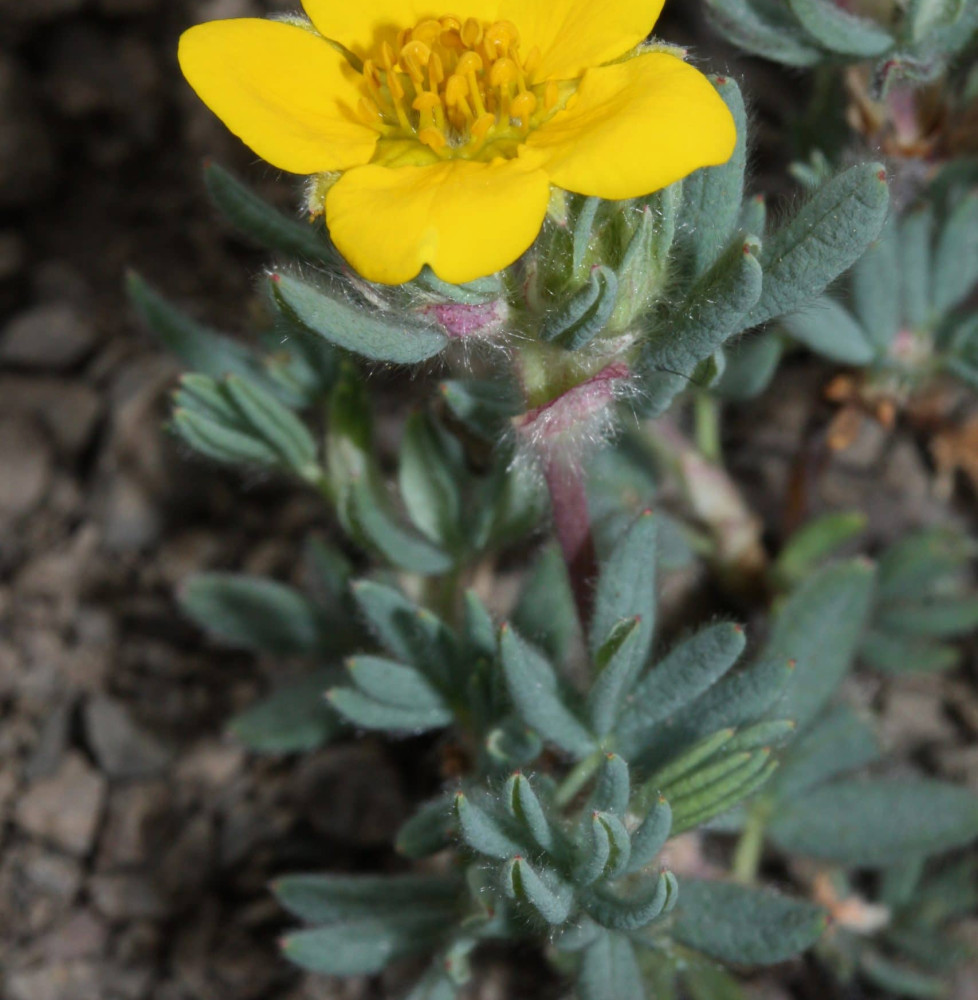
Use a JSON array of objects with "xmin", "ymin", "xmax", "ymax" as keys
[
  {"xmin": 860, "ymin": 951, "xmax": 949, "ymax": 1000},
  {"xmin": 396, "ymin": 794, "xmax": 454, "ymax": 859},
  {"xmin": 876, "ymin": 528, "xmax": 974, "ymax": 600},
  {"xmin": 769, "ymin": 779, "xmax": 978, "ymax": 865},
  {"xmin": 852, "ymin": 216, "xmax": 900, "ymax": 351},
  {"xmin": 127, "ymin": 273, "xmax": 268, "ymax": 385},
  {"xmin": 631, "ymin": 654, "xmax": 794, "ymax": 772},
  {"xmin": 616, "ymin": 623, "xmax": 746, "ymax": 760},
  {"xmin": 747, "ymin": 164, "xmax": 890, "ymax": 327},
  {"xmin": 499, "ymin": 624, "xmax": 596, "ymax": 759},
  {"xmin": 668, "ymin": 750, "xmax": 776, "ymax": 833},
  {"xmin": 772, "ymin": 704, "xmax": 881, "ymax": 800},
  {"xmin": 398, "ymin": 412, "xmax": 464, "ymax": 549},
  {"xmin": 405, "ymin": 965, "xmax": 459, "ymax": 1000},
  {"xmin": 438, "ymin": 378, "xmax": 523, "ymax": 439},
  {"xmin": 681, "ymin": 76, "xmax": 749, "ymax": 276},
  {"xmin": 788, "ymin": 0, "xmax": 894, "ymax": 54},
  {"xmin": 349, "ymin": 472, "xmax": 454, "ymax": 575},
  {"xmin": 900, "ymin": 206, "xmax": 934, "ymax": 331},
  {"xmin": 327, "ymin": 687, "xmax": 453, "ymax": 732},
  {"xmin": 282, "ymin": 916, "xmax": 447, "ymax": 975},
  {"xmin": 626, "ymin": 796, "xmax": 672, "ymax": 873},
  {"xmin": 274, "ymin": 873, "xmax": 459, "ymax": 924},
  {"xmin": 455, "ymin": 791, "xmax": 525, "ymax": 860},
  {"xmin": 172, "ymin": 407, "xmax": 280, "ymax": 468},
  {"xmin": 203, "ymin": 161, "xmax": 338, "ymax": 265},
  {"xmin": 222, "ymin": 374, "xmax": 318, "ymax": 473},
  {"xmin": 773, "ymin": 510, "xmax": 868, "ymax": 587},
  {"xmin": 933, "ymin": 190, "xmax": 978, "ymax": 314},
  {"xmin": 347, "ymin": 655, "xmax": 448, "ymax": 711},
  {"xmin": 642, "ymin": 238, "xmax": 763, "ymax": 378},
  {"xmin": 504, "ymin": 773, "xmax": 556, "ymax": 853},
  {"xmin": 672, "ymin": 759, "xmax": 778, "ymax": 833},
  {"xmin": 179, "ymin": 573, "xmax": 328, "ymax": 655},
  {"xmin": 877, "ymin": 596, "xmax": 978, "ymax": 637},
  {"xmin": 780, "ymin": 297, "xmax": 876, "ymax": 364},
  {"xmin": 351, "ymin": 581, "xmax": 457, "ymax": 688},
  {"xmin": 590, "ymin": 753, "xmax": 631, "ymax": 817},
  {"xmin": 271, "ymin": 272, "xmax": 447, "ymax": 363},
  {"xmin": 587, "ymin": 617, "xmax": 646, "ymax": 737},
  {"xmin": 584, "ymin": 870, "xmax": 677, "ymax": 930},
  {"xmin": 762, "ymin": 560, "xmax": 875, "ymax": 730},
  {"xmin": 512, "ymin": 545, "xmax": 579, "ymax": 666},
  {"xmin": 504, "ymin": 857, "xmax": 574, "ymax": 924},
  {"xmin": 574, "ymin": 813, "xmax": 613, "ymax": 885},
  {"xmin": 860, "ymin": 631, "xmax": 961, "ymax": 674},
  {"xmin": 714, "ymin": 331, "xmax": 783, "ymax": 400},
  {"xmin": 590, "ymin": 510, "xmax": 657, "ymax": 665},
  {"xmin": 578, "ymin": 932, "xmax": 646, "ymax": 1000},
  {"xmin": 703, "ymin": 0, "xmax": 824, "ymax": 65},
  {"xmin": 228, "ymin": 669, "xmax": 342, "ymax": 753},
  {"xmin": 673, "ymin": 880, "xmax": 827, "ymax": 965},
  {"xmin": 541, "ymin": 265, "xmax": 619, "ymax": 351}
]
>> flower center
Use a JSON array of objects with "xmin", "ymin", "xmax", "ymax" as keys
[{"xmin": 356, "ymin": 15, "xmax": 564, "ymax": 160}]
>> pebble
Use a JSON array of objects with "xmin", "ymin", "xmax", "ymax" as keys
[
  {"xmin": 83, "ymin": 695, "xmax": 171, "ymax": 779},
  {"xmin": 89, "ymin": 872, "xmax": 169, "ymax": 920},
  {"xmin": 0, "ymin": 376, "xmax": 102, "ymax": 456},
  {"xmin": 97, "ymin": 782, "xmax": 170, "ymax": 868},
  {"xmin": 0, "ymin": 303, "xmax": 97, "ymax": 370},
  {"xmin": 0, "ymin": 417, "xmax": 53, "ymax": 521},
  {"xmin": 15, "ymin": 751, "xmax": 107, "ymax": 856}
]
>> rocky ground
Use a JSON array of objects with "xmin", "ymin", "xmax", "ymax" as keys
[{"xmin": 0, "ymin": 2, "xmax": 975, "ymax": 999}]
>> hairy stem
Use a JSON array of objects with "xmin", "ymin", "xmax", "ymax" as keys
[{"xmin": 542, "ymin": 451, "xmax": 598, "ymax": 630}]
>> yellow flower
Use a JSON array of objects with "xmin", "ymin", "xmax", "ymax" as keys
[{"xmin": 179, "ymin": 1, "xmax": 736, "ymax": 285}]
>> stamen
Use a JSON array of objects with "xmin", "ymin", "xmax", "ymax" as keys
[
  {"xmin": 357, "ymin": 14, "xmax": 570, "ymax": 158},
  {"xmin": 461, "ymin": 17, "xmax": 483, "ymax": 47}
]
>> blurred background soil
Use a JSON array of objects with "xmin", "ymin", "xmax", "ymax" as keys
[{"xmin": 0, "ymin": 2, "xmax": 975, "ymax": 999}]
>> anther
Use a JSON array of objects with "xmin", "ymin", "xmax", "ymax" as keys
[
  {"xmin": 490, "ymin": 57, "xmax": 518, "ymax": 88},
  {"xmin": 461, "ymin": 17, "xmax": 483, "ymax": 47},
  {"xmin": 456, "ymin": 51, "xmax": 483, "ymax": 75},
  {"xmin": 400, "ymin": 40, "xmax": 431, "ymax": 82},
  {"xmin": 418, "ymin": 126, "xmax": 448, "ymax": 151},
  {"xmin": 380, "ymin": 40, "xmax": 397, "ymax": 70},
  {"xmin": 412, "ymin": 19, "xmax": 443, "ymax": 46},
  {"xmin": 544, "ymin": 79, "xmax": 560, "ymax": 111},
  {"xmin": 356, "ymin": 96, "xmax": 385, "ymax": 125},
  {"xmin": 510, "ymin": 90, "xmax": 537, "ymax": 124}
]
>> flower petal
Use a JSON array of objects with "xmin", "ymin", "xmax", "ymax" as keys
[
  {"xmin": 526, "ymin": 52, "xmax": 736, "ymax": 200},
  {"xmin": 325, "ymin": 156, "xmax": 551, "ymax": 284},
  {"xmin": 498, "ymin": 0, "xmax": 665, "ymax": 80},
  {"xmin": 179, "ymin": 19, "xmax": 377, "ymax": 174},
  {"xmin": 302, "ymin": 1, "xmax": 501, "ymax": 57}
]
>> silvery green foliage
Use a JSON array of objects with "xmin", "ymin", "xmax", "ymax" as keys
[
  {"xmin": 126, "ymin": 115, "xmax": 978, "ymax": 999},
  {"xmin": 275, "ymin": 514, "xmax": 836, "ymax": 996},
  {"xmin": 824, "ymin": 858, "xmax": 978, "ymax": 998},
  {"xmin": 703, "ymin": 0, "xmax": 978, "ymax": 88},
  {"xmin": 773, "ymin": 181, "xmax": 978, "ymax": 398}
]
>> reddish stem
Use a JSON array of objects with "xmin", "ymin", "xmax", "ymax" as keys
[{"xmin": 542, "ymin": 452, "xmax": 597, "ymax": 630}]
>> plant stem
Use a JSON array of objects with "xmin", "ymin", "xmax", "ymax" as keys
[
  {"xmin": 694, "ymin": 392, "xmax": 722, "ymax": 464},
  {"xmin": 554, "ymin": 750, "xmax": 605, "ymax": 809},
  {"xmin": 732, "ymin": 802, "xmax": 769, "ymax": 884},
  {"xmin": 541, "ymin": 450, "xmax": 598, "ymax": 630}
]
